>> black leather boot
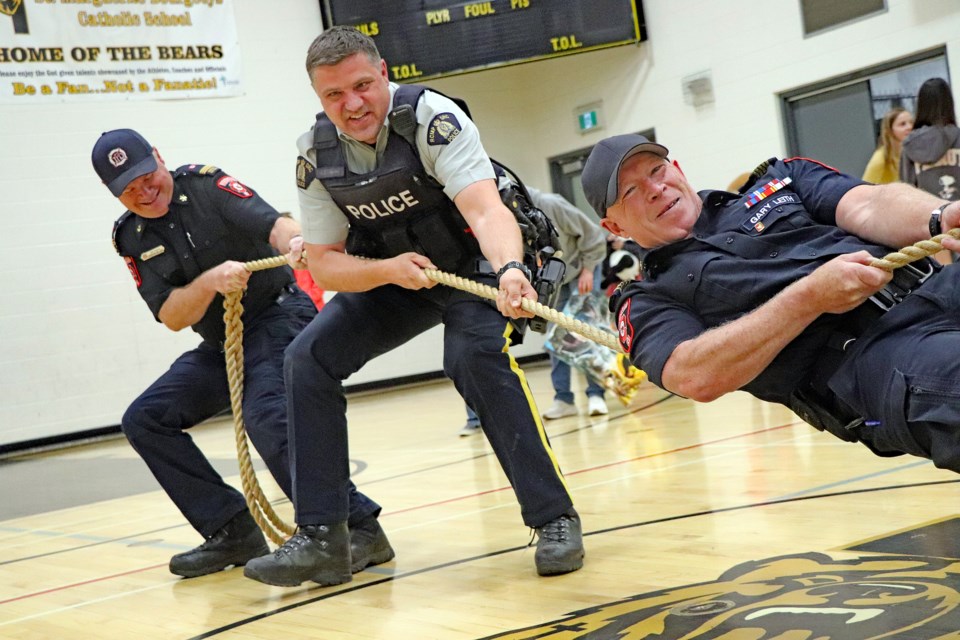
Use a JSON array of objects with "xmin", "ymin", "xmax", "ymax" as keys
[
  {"xmin": 534, "ymin": 508, "xmax": 585, "ymax": 576},
  {"xmin": 349, "ymin": 514, "xmax": 395, "ymax": 573},
  {"xmin": 169, "ymin": 510, "xmax": 269, "ymax": 578},
  {"xmin": 243, "ymin": 522, "xmax": 352, "ymax": 587}
]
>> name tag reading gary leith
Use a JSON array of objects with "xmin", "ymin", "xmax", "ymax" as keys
[{"xmin": 740, "ymin": 192, "xmax": 799, "ymax": 234}]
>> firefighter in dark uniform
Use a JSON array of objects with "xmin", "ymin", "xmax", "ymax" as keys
[
  {"xmin": 581, "ymin": 133, "xmax": 960, "ymax": 482},
  {"xmin": 93, "ymin": 129, "xmax": 390, "ymax": 578},
  {"xmin": 243, "ymin": 27, "xmax": 584, "ymax": 588}
]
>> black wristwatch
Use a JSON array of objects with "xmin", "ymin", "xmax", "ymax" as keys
[
  {"xmin": 929, "ymin": 202, "xmax": 949, "ymax": 238},
  {"xmin": 496, "ymin": 260, "xmax": 532, "ymax": 285}
]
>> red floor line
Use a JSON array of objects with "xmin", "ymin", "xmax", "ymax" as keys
[
  {"xmin": 0, "ymin": 563, "xmax": 167, "ymax": 606},
  {"xmin": 382, "ymin": 421, "xmax": 800, "ymax": 516},
  {"xmin": 1, "ymin": 421, "xmax": 800, "ymax": 607}
]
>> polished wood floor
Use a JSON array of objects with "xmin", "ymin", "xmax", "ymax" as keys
[{"xmin": 2, "ymin": 363, "xmax": 959, "ymax": 639}]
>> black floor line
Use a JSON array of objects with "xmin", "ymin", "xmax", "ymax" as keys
[{"xmin": 188, "ymin": 477, "xmax": 960, "ymax": 639}]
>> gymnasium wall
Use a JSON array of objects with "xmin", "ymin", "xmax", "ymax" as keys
[{"xmin": 2, "ymin": 0, "xmax": 958, "ymax": 446}]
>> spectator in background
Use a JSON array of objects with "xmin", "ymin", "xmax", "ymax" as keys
[
  {"xmin": 863, "ymin": 107, "xmax": 913, "ymax": 184},
  {"xmin": 535, "ymin": 186, "xmax": 609, "ymax": 420},
  {"xmin": 901, "ymin": 78, "xmax": 960, "ymax": 264},
  {"xmin": 459, "ymin": 187, "xmax": 608, "ymax": 435}
]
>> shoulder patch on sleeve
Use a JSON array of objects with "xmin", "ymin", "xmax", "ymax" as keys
[
  {"xmin": 216, "ymin": 175, "xmax": 253, "ymax": 198},
  {"xmin": 427, "ymin": 112, "xmax": 462, "ymax": 146},
  {"xmin": 296, "ymin": 156, "xmax": 315, "ymax": 190},
  {"xmin": 123, "ymin": 256, "xmax": 142, "ymax": 288}
]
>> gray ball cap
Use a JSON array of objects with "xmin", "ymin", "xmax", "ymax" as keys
[
  {"xmin": 581, "ymin": 134, "xmax": 669, "ymax": 217},
  {"xmin": 91, "ymin": 128, "xmax": 158, "ymax": 197}
]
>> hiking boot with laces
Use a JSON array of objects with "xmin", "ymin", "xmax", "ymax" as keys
[
  {"xmin": 533, "ymin": 509, "xmax": 584, "ymax": 576},
  {"xmin": 350, "ymin": 514, "xmax": 395, "ymax": 573},
  {"xmin": 169, "ymin": 510, "xmax": 269, "ymax": 578},
  {"xmin": 243, "ymin": 522, "xmax": 351, "ymax": 587}
]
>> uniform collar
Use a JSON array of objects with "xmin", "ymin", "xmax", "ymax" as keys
[{"xmin": 171, "ymin": 179, "xmax": 189, "ymax": 208}]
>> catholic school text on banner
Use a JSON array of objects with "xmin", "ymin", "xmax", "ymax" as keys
[{"xmin": 0, "ymin": 0, "xmax": 242, "ymax": 103}]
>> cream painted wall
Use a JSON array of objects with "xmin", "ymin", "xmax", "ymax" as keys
[
  {"xmin": 2, "ymin": 0, "xmax": 958, "ymax": 446},
  {"xmin": 430, "ymin": 0, "xmax": 960, "ymax": 195}
]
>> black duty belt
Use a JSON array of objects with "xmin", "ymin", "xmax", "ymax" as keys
[
  {"xmin": 829, "ymin": 258, "xmax": 939, "ymax": 353},
  {"xmin": 797, "ymin": 259, "xmax": 937, "ymax": 454},
  {"xmin": 275, "ymin": 283, "xmax": 298, "ymax": 305},
  {"xmin": 865, "ymin": 259, "xmax": 938, "ymax": 313}
]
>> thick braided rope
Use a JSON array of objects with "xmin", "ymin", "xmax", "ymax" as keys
[
  {"xmin": 423, "ymin": 268, "xmax": 623, "ymax": 352},
  {"xmin": 221, "ymin": 255, "xmax": 623, "ymax": 543},
  {"xmin": 869, "ymin": 228, "xmax": 960, "ymax": 270},
  {"xmin": 224, "ymin": 231, "xmax": 959, "ymax": 543},
  {"xmin": 223, "ymin": 255, "xmax": 294, "ymax": 545}
]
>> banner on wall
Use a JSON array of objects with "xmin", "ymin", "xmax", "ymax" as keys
[{"xmin": 0, "ymin": 0, "xmax": 242, "ymax": 103}]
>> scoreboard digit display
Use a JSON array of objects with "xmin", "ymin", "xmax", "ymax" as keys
[{"xmin": 320, "ymin": 0, "xmax": 645, "ymax": 82}]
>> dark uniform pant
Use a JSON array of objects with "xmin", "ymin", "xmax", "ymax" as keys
[
  {"xmin": 122, "ymin": 290, "xmax": 380, "ymax": 537},
  {"xmin": 284, "ymin": 282, "xmax": 574, "ymax": 528},
  {"xmin": 830, "ymin": 263, "xmax": 960, "ymax": 471}
]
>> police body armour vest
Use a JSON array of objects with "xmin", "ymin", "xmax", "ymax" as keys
[{"xmin": 311, "ymin": 85, "xmax": 481, "ymax": 273}]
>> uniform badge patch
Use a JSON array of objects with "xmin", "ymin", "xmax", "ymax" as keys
[
  {"xmin": 617, "ymin": 297, "xmax": 635, "ymax": 353},
  {"xmin": 427, "ymin": 112, "xmax": 462, "ymax": 145},
  {"xmin": 123, "ymin": 256, "xmax": 142, "ymax": 288},
  {"xmin": 296, "ymin": 156, "xmax": 315, "ymax": 190},
  {"xmin": 108, "ymin": 147, "xmax": 128, "ymax": 168},
  {"xmin": 216, "ymin": 175, "xmax": 253, "ymax": 198}
]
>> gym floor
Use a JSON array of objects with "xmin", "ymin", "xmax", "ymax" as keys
[{"xmin": 2, "ymin": 364, "xmax": 958, "ymax": 639}]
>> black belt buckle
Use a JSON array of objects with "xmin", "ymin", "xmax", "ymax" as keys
[
  {"xmin": 867, "ymin": 260, "xmax": 935, "ymax": 312},
  {"xmin": 275, "ymin": 283, "xmax": 296, "ymax": 305}
]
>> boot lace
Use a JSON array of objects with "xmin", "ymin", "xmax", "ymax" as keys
[
  {"xmin": 531, "ymin": 514, "xmax": 573, "ymax": 546},
  {"xmin": 274, "ymin": 525, "xmax": 330, "ymax": 557}
]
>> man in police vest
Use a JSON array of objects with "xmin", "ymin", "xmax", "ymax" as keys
[{"xmin": 243, "ymin": 26, "xmax": 584, "ymax": 587}]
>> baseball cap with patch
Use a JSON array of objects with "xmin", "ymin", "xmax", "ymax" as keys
[
  {"xmin": 92, "ymin": 129, "xmax": 158, "ymax": 197},
  {"xmin": 581, "ymin": 134, "xmax": 669, "ymax": 218}
]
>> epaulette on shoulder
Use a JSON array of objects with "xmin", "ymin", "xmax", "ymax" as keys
[
  {"xmin": 112, "ymin": 210, "xmax": 134, "ymax": 255},
  {"xmin": 175, "ymin": 163, "xmax": 220, "ymax": 178},
  {"xmin": 741, "ymin": 157, "xmax": 779, "ymax": 191}
]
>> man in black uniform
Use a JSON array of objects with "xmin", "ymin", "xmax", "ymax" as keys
[
  {"xmin": 93, "ymin": 129, "xmax": 391, "ymax": 578},
  {"xmin": 242, "ymin": 27, "xmax": 583, "ymax": 588},
  {"xmin": 581, "ymin": 133, "xmax": 960, "ymax": 475}
]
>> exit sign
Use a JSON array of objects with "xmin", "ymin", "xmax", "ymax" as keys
[{"xmin": 575, "ymin": 102, "xmax": 603, "ymax": 134}]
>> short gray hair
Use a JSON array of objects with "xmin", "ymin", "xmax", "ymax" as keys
[{"xmin": 305, "ymin": 26, "xmax": 381, "ymax": 75}]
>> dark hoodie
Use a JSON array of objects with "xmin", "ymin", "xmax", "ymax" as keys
[{"xmin": 900, "ymin": 124, "xmax": 960, "ymax": 200}]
